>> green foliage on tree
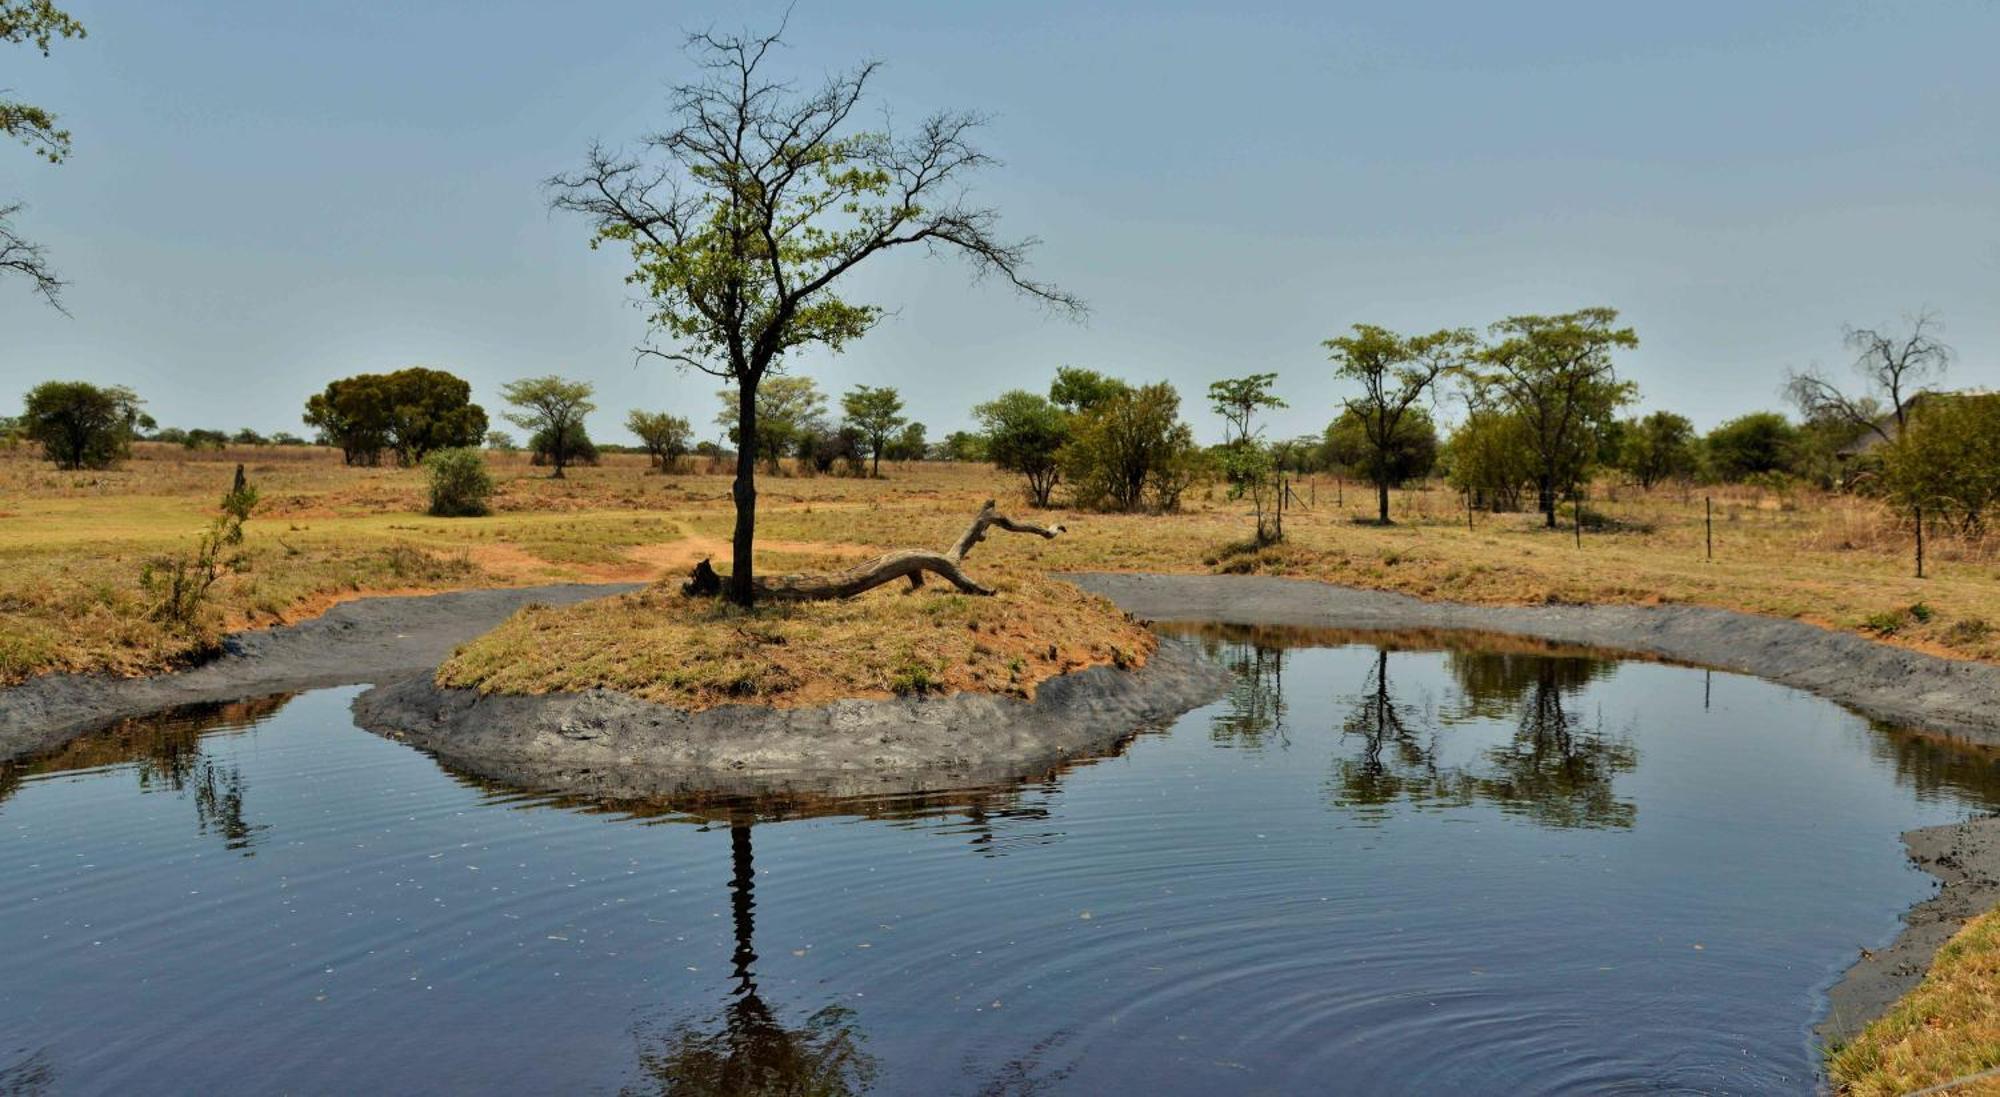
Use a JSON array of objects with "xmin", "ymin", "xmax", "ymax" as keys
[
  {"xmin": 1049, "ymin": 366, "xmax": 1127, "ymax": 414},
  {"xmin": 626, "ymin": 410, "xmax": 693, "ymax": 470},
  {"xmin": 1207, "ymin": 373, "xmax": 1288, "ymax": 542},
  {"xmin": 529, "ymin": 423, "xmax": 599, "ymax": 469},
  {"xmin": 182, "ymin": 428, "xmax": 228, "ymax": 451},
  {"xmin": 484, "ymin": 430, "xmax": 518, "ymax": 452},
  {"xmin": 974, "ymin": 390, "xmax": 1066, "ymax": 506},
  {"xmin": 1325, "ymin": 324, "xmax": 1472, "ymax": 523},
  {"xmin": 1323, "ymin": 406, "xmax": 1438, "ymax": 489},
  {"xmin": 1062, "ymin": 382, "xmax": 1201, "ymax": 513},
  {"xmin": 2, "ymin": 0, "xmax": 87, "ymax": 307},
  {"xmin": 938, "ymin": 430, "xmax": 986, "ymax": 463},
  {"xmin": 884, "ymin": 421, "xmax": 927, "ymax": 463},
  {"xmin": 424, "ymin": 447, "xmax": 496, "ymax": 517},
  {"xmin": 548, "ymin": 24, "xmax": 1077, "ymax": 604},
  {"xmin": 1702, "ymin": 412, "xmax": 1798, "ymax": 482},
  {"xmin": 21, "ymin": 380, "xmax": 150, "ymax": 469},
  {"xmin": 304, "ymin": 367, "xmax": 488, "ymax": 467},
  {"xmin": 839, "ymin": 385, "xmax": 907, "ymax": 476},
  {"xmin": 1473, "ymin": 308, "xmax": 1638, "ymax": 526},
  {"xmin": 716, "ymin": 376, "xmax": 827, "ymax": 474},
  {"xmin": 1879, "ymin": 394, "xmax": 2000, "ymax": 533},
  {"xmin": 503, "ymin": 375, "xmax": 595, "ymax": 479},
  {"xmin": 1445, "ymin": 409, "xmax": 1538, "ymax": 512},
  {"xmin": 1615, "ymin": 411, "xmax": 1697, "ymax": 489}
]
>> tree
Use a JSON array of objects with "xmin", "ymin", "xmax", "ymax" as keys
[
  {"xmin": 1323, "ymin": 406, "xmax": 1438, "ymax": 489},
  {"xmin": 839, "ymin": 384, "xmax": 907, "ymax": 476},
  {"xmin": 530, "ymin": 423, "xmax": 599, "ymax": 468},
  {"xmin": 1786, "ymin": 312, "xmax": 1952, "ymax": 446},
  {"xmin": 1062, "ymin": 382, "xmax": 1200, "ymax": 513},
  {"xmin": 1208, "ymin": 373, "xmax": 1287, "ymax": 447},
  {"xmin": 231, "ymin": 427, "xmax": 267, "ymax": 446},
  {"xmin": 1702, "ymin": 412, "xmax": 1797, "ymax": 482},
  {"xmin": 626, "ymin": 410, "xmax": 693, "ymax": 470},
  {"xmin": 484, "ymin": 430, "xmax": 518, "ymax": 452},
  {"xmin": 1444, "ymin": 408, "xmax": 1537, "ymax": 512},
  {"xmin": 1880, "ymin": 393, "xmax": 2000, "ymax": 534},
  {"xmin": 1049, "ymin": 366, "xmax": 1126, "ymax": 413},
  {"xmin": 1325, "ymin": 325, "xmax": 1472, "ymax": 523},
  {"xmin": 303, "ymin": 367, "xmax": 486, "ymax": 467},
  {"xmin": 1474, "ymin": 308, "xmax": 1638, "ymax": 527},
  {"xmin": 1615, "ymin": 411, "xmax": 1696, "ymax": 489},
  {"xmin": 975, "ymin": 390, "xmax": 1066, "ymax": 506},
  {"xmin": 548, "ymin": 24, "xmax": 1079, "ymax": 606},
  {"xmin": 716, "ymin": 375, "xmax": 827, "ymax": 474},
  {"xmin": 937, "ymin": 430, "xmax": 985, "ymax": 463},
  {"xmin": 21, "ymin": 380, "xmax": 150, "ymax": 469},
  {"xmin": 884, "ymin": 421, "xmax": 927, "ymax": 463},
  {"xmin": 502, "ymin": 376, "xmax": 595, "ymax": 479},
  {"xmin": 2, "ymin": 0, "xmax": 87, "ymax": 309}
]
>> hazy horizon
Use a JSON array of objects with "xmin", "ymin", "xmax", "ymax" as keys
[{"xmin": 4, "ymin": 0, "xmax": 1997, "ymax": 446}]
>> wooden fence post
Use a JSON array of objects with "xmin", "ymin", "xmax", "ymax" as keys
[{"xmin": 1705, "ymin": 496, "xmax": 1713, "ymax": 562}]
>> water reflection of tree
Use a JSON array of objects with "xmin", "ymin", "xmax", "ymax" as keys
[
  {"xmin": 1329, "ymin": 648, "xmax": 1637, "ymax": 830},
  {"xmin": 0, "ymin": 695, "xmax": 285, "ymax": 853},
  {"xmin": 1208, "ymin": 642, "xmax": 1289, "ymax": 749},
  {"xmin": 627, "ymin": 822, "xmax": 877, "ymax": 1096},
  {"xmin": 1864, "ymin": 727, "xmax": 2000, "ymax": 812},
  {"xmin": 1466, "ymin": 665, "xmax": 1638, "ymax": 829},
  {"xmin": 1330, "ymin": 649, "xmax": 1466, "ymax": 818}
]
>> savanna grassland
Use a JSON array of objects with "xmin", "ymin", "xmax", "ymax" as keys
[{"xmin": 4, "ymin": 439, "xmax": 1997, "ymax": 687}]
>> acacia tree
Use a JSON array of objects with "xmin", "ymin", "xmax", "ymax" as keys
[
  {"xmin": 1325, "ymin": 324, "xmax": 1473, "ymax": 523},
  {"xmin": 22, "ymin": 379, "xmax": 150, "ymax": 468},
  {"xmin": 502, "ymin": 376, "xmax": 595, "ymax": 479},
  {"xmin": 715, "ymin": 375, "xmax": 827, "ymax": 473},
  {"xmin": 549, "ymin": 25, "xmax": 1080, "ymax": 605},
  {"xmin": 840, "ymin": 384, "xmax": 906, "ymax": 476},
  {"xmin": 626, "ymin": 409, "xmax": 693, "ymax": 469},
  {"xmin": 1208, "ymin": 373, "xmax": 1286, "ymax": 542},
  {"xmin": 1473, "ymin": 309, "xmax": 1638, "ymax": 528},
  {"xmin": 3, "ymin": 0, "xmax": 87, "ymax": 308},
  {"xmin": 975, "ymin": 390, "xmax": 1065, "ymax": 506},
  {"xmin": 1784, "ymin": 311, "xmax": 1953, "ymax": 445}
]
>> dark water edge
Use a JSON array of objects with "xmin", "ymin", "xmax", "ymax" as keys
[{"xmin": 3, "ymin": 629, "xmax": 1996, "ymax": 1095}]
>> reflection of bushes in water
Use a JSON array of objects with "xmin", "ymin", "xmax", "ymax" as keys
[
  {"xmin": 2, "ymin": 694, "xmax": 288, "ymax": 852},
  {"xmin": 1209, "ymin": 642, "xmax": 1289, "ymax": 748},
  {"xmin": 1442, "ymin": 648, "xmax": 1615, "ymax": 723},
  {"xmin": 1330, "ymin": 648, "xmax": 1638, "ymax": 830},
  {"xmin": 1865, "ymin": 725, "xmax": 2000, "ymax": 812}
]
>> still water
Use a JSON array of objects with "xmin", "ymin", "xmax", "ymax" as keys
[{"xmin": 3, "ymin": 629, "xmax": 1997, "ymax": 1095}]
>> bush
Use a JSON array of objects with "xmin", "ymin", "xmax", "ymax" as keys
[
  {"xmin": 425, "ymin": 447, "xmax": 496, "ymax": 517},
  {"xmin": 1061, "ymin": 382, "xmax": 1202, "ymax": 512},
  {"xmin": 1880, "ymin": 393, "xmax": 2000, "ymax": 533},
  {"xmin": 529, "ymin": 425, "xmax": 599, "ymax": 468}
]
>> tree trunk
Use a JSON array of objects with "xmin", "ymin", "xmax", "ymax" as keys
[
  {"xmin": 688, "ymin": 499, "xmax": 1061, "ymax": 602},
  {"xmin": 730, "ymin": 383, "xmax": 759, "ymax": 606},
  {"xmin": 871, "ymin": 446, "xmax": 880, "ymax": 478},
  {"xmin": 1539, "ymin": 476, "xmax": 1556, "ymax": 528},
  {"xmin": 1376, "ymin": 480, "xmax": 1390, "ymax": 524}
]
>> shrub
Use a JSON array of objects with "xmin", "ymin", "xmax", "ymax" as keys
[
  {"xmin": 1061, "ymin": 382, "xmax": 1202, "ymax": 513},
  {"xmin": 142, "ymin": 465, "xmax": 259, "ymax": 628},
  {"xmin": 424, "ymin": 447, "xmax": 495, "ymax": 517}
]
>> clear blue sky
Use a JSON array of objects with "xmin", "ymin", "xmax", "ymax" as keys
[{"xmin": 4, "ymin": 0, "xmax": 1997, "ymax": 445}]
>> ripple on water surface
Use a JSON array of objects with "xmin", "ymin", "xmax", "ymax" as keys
[{"xmin": 3, "ymin": 629, "xmax": 1998, "ymax": 1095}]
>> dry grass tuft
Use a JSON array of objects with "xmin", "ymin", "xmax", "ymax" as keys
[
  {"xmin": 435, "ymin": 563, "xmax": 1155, "ymax": 709},
  {"xmin": 1828, "ymin": 908, "xmax": 2000, "ymax": 1096}
]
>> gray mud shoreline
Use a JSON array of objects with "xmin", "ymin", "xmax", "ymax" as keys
[
  {"xmin": 351, "ymin": 637, "xmax": 1231, "ymax": 805},
  {"xmin": 4, "ymin": 570, "xmax": 1997, "ymax": 1042}
]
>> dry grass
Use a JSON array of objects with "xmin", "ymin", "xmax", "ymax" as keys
[
  {"xmin": 1828, "ymin": 908, "xmax": 2000, "ymax": 1095},
  {"xmin": 6, "ymin": 442, "xmax": 2000, "ymax": 686},
  {"xmin": 435, "ymin": 563, "xmax": 1155, "ymax": 709}
]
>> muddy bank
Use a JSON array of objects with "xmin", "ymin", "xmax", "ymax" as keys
[
  {"xmin": 0, "ymin": 583, "xmax": 638, "ymax": 763},
  {"xmin": 351, "ymin": 637, "xmax": 1231, "ymax": 803},
  {"xmin": 1070, "ymin": 573, "xmax": 2000, "ymax": 745},
  {"xmin": 1070, "ymin": 572, "xmax": 2000, "ymax": 1046},
  {"xmin": 1817, "ymin": 816, "xmax": 2000, "ymax": 1044}
]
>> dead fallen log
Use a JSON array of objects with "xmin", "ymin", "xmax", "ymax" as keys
[{"xmin": 682, "ymin": 499, "xmax": 1064, "ymax": 601}]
